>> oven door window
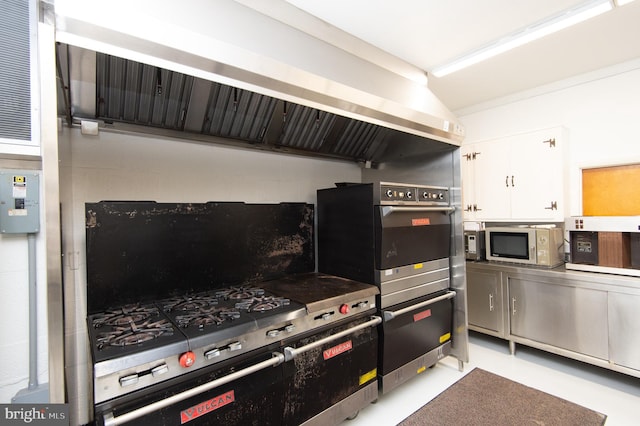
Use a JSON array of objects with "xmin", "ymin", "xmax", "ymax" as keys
[{"xmin": 374, "ymin": 207, "xmax": 451, "ymax": 269}]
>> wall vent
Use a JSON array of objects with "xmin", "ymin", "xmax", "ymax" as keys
[{"xmin": 0, "ymin": 0, "xmax": 32, "ymax": 143}]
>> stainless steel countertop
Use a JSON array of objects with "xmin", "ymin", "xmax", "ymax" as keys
[{"xmin": 465, "ymin": 261, "xmax": 640, "ymax": 292}]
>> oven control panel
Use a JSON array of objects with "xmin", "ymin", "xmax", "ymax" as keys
[
  {"xmin": 418, "ymin": 188, "xmax": 448, "ymax": 203},
  {"xmin": 381, "ymin": 184, "xmax": 416, "ymax": 202},
  {"xmin": 380, "ymin": 183, "xmax": 449, "ymax": 206},
  {"xmin": 289, "ymin": 298, "xmax": 377, "ymax": 332}
]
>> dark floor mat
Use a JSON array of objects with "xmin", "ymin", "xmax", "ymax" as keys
[{"xmin": 398, "ymin": 368, "xmax": 607, "ymax": 426}]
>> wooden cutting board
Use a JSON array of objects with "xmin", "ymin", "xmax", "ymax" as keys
[{"xmin": 582, "ymin": 164, "xmax": 640, "ymax": 216}]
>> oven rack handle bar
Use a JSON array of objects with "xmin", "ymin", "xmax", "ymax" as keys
[
  {"xmin": 283, "ymin": 315, "xmax": 382, "ymax": 362},
  {"xmin": 103, "ymin": 352, "xmax": 285, "ymax": 426},
  {"xmin": 383, "ymin": 291, "xmax": 456, "ymax": 321},
  {"xmin": 381, "ymin": 206, "xmax": 456, "ymax": 216}
]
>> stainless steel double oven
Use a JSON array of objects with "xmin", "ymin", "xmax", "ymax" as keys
[{"xmin": 318, "ymin": 182, "xmax": 456, "ymax": 393}]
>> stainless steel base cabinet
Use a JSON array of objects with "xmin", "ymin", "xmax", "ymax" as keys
[
  {"xmin": 467, "ymin": 267, "xmax": 506, "ymax": 338},
  {"xmin": 608, "ymin": 292, "xmax": 640, "ymax": 371},
  {"xmin": 467, "ymin": 262, "xmax": 640, "ymax": 379},
  {"xmin": 508, "ymin": 276, "xmax": 609, "ymax": 360}
]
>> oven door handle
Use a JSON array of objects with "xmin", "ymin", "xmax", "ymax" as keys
[
  {"xmin": 383, "ymin": 291, "xmax": 456, "ymax": 322},
  {"xmin": 283, "ymin": 315, "xmax": 382, "ymax": 361},
  {"xmin": 102, "ymin": 352, "xmax": 285, "ymax": 426},
  {"xmin": 381, "ymin": 206, "xmax": 455, "ymax": 216}
]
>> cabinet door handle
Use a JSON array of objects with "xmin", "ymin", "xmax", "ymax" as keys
[
  {"xmin": 544, "ymin": 201, "xmax": 558, "ymax": 210},
  {"xmin": 512, "ymin": 297, "xmax": 517, "ymax": 315},
  {"xmin": 542, "ymin": 138, "xmax": 556, "ymax": 147},
  {"xmin": 505, "ymin": 175, "xmax": 509, "ymax": 187},
  {"xmin": 511, "ymin": 175, "xmax": 514, "ymax": 187},
  {"xmin": 489, "ymin": 293, "xmax": 494, "ymax": 312}
]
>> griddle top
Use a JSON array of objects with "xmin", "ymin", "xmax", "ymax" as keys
[{"xmin": 260, "ymin": 272, "xmax": 379, "ymax": 313}]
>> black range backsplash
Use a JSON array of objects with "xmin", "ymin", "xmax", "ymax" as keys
[{"xmin": 85, "ymin": 201, "xmax": 315, "ymax": 314}]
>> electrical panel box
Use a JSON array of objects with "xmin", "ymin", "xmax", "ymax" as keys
[{"xmin": 0, "ymin": 170, "xmax": 40, "ymax": 234}]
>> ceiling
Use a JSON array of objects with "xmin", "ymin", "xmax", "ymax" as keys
[{"xmin": 284, "ymin": 0, "xmax": 640, "ymax": 113}]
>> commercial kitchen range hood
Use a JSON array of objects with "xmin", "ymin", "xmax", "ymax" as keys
[
  {"xmin": 54, "ymin": 0, "xmax": 465, "ymax": 165},
  {"xmin": 57, "ymin": 48, "xmax": 395, "ymax": 163}
]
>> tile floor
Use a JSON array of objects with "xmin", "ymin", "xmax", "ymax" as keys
[{"xmin": 345, "ymin": 332, "xmax": 640, "ymax": 425}]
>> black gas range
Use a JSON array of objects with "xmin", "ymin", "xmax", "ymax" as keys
[
  {"xmin": 90, "ymin": 276, "xmax": 379, "ymax": 426},
  {"xmin": 86, "ymin": 202, "xmax": 380, "ymax": 425},
  {"xmin": 88, "ymin": 285, "xmax": 306, "ymax": 405}
]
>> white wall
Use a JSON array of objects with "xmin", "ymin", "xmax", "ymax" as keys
[
  {"xmin": 458, "ymin": 59, "xmax": 640, "ymax": 216},
  {"xmin": 0, "ymin": 209, "xmax": 48, "ymax": 403},
  {"xmin": 60, "ymin": 127, "xmax": 362, "ymax": 424}
]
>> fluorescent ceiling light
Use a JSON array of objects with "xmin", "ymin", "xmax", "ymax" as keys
[
  {"xmin": 431, "ymin": 0, "xmax": 614, "ymax": 77},
  {"xmin": 615, "ymin": 0, "xmax": 636, "ymax": 5}
]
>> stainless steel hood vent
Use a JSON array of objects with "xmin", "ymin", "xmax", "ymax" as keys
[
  {"xmin": 78, "ymin": 52, "xmax": 390, "ymax": 162},
  {"xmin": 56, "ymin": 1, "xmax": 464, "ymax": 165},
  {"xmin": 96, "ymin": 54, "xmax": 195, "ymax": 131},
  {"xmin": 278, "ymin": 104, "xmax": 336, "ymax": 151},
  {"xmin": 276, "ymin": 104, "xmax": 384, "ymax": 159},
  {"xmin": 96, "ymin": 53, "xmax": 279, "ymax": 142},
  {"xmin": 201, "ymin": 84, "xmax": 277, "ymax": 142},
  {"xmin": 334, "ymin": 120, "xmax": 384, "ymax": 159}
]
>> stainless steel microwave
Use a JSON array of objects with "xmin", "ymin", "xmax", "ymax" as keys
[{"xmin": 485, "ymin": 225, "xmax": 563, "ymax": 267}]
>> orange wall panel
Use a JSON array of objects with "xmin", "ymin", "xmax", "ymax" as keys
[{"xmin": 582, "ymin": 164, "xmax": 640, "ymax": 216}]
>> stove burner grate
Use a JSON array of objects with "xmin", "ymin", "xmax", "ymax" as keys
[
  {"xmin": 235, "ymin": 295, "xmax": 291, "ymax": 312},
  {"xmin": 96, "ymin": 319, "xmax": 174, "ymax": 349},
  {"xmin": 160, "ymin": 294, "xmax": 219, "ymax": 312},
  {"xmin": 92, "ymin": 304, "xmax": 160, "ymax": 328},
  {"xmin": 174, "ymin": 306, "xmax": 241, "ymax": 329},
  {"xmin": 215, "ymin": 285, "xmax": 265, "ymax": 301}
]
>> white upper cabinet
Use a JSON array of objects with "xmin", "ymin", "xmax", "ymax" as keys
[{"xmin": 462, "ymin": 127, "xmax": 567, "ymax": 222}]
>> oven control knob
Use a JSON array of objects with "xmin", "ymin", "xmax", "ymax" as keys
[
  {"xmin": 339, "ymin": 304, "xmax": 350, "ymax": 315},
  {"xmin": 204, "ymin": 348, "xmax": 221, "ymax": 359},
  {"xmin": 179, "ymin": 351, "xmax": 196, "ymax": 368},
  {"xmin": 119, "ymin": 374, "xmax": 139, "ymax": 387},
  {"xmin": 151, "ymin": 364, "xmax": 169, "ymax": 377},
  {"xmin": 385, "ymin": 189, "xmax": 393, "ymax": 198},
  {"xmin": 406, "ymin": 191, "xmax": 412, "ymax": 199},
  {"xmin": 284, "ymin": 324, "xmax": 295, "ymax": 333},
  {"xmin": 267, "ymin": 329, "xmax": 281, "ymax": 338},
  {"xmin": 228, "ymin": 341, "xmax": 242, "ymax": 351},
  {"xmin": 320, "ymin": 312, "xmax": 334, "ymax": 320}
]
